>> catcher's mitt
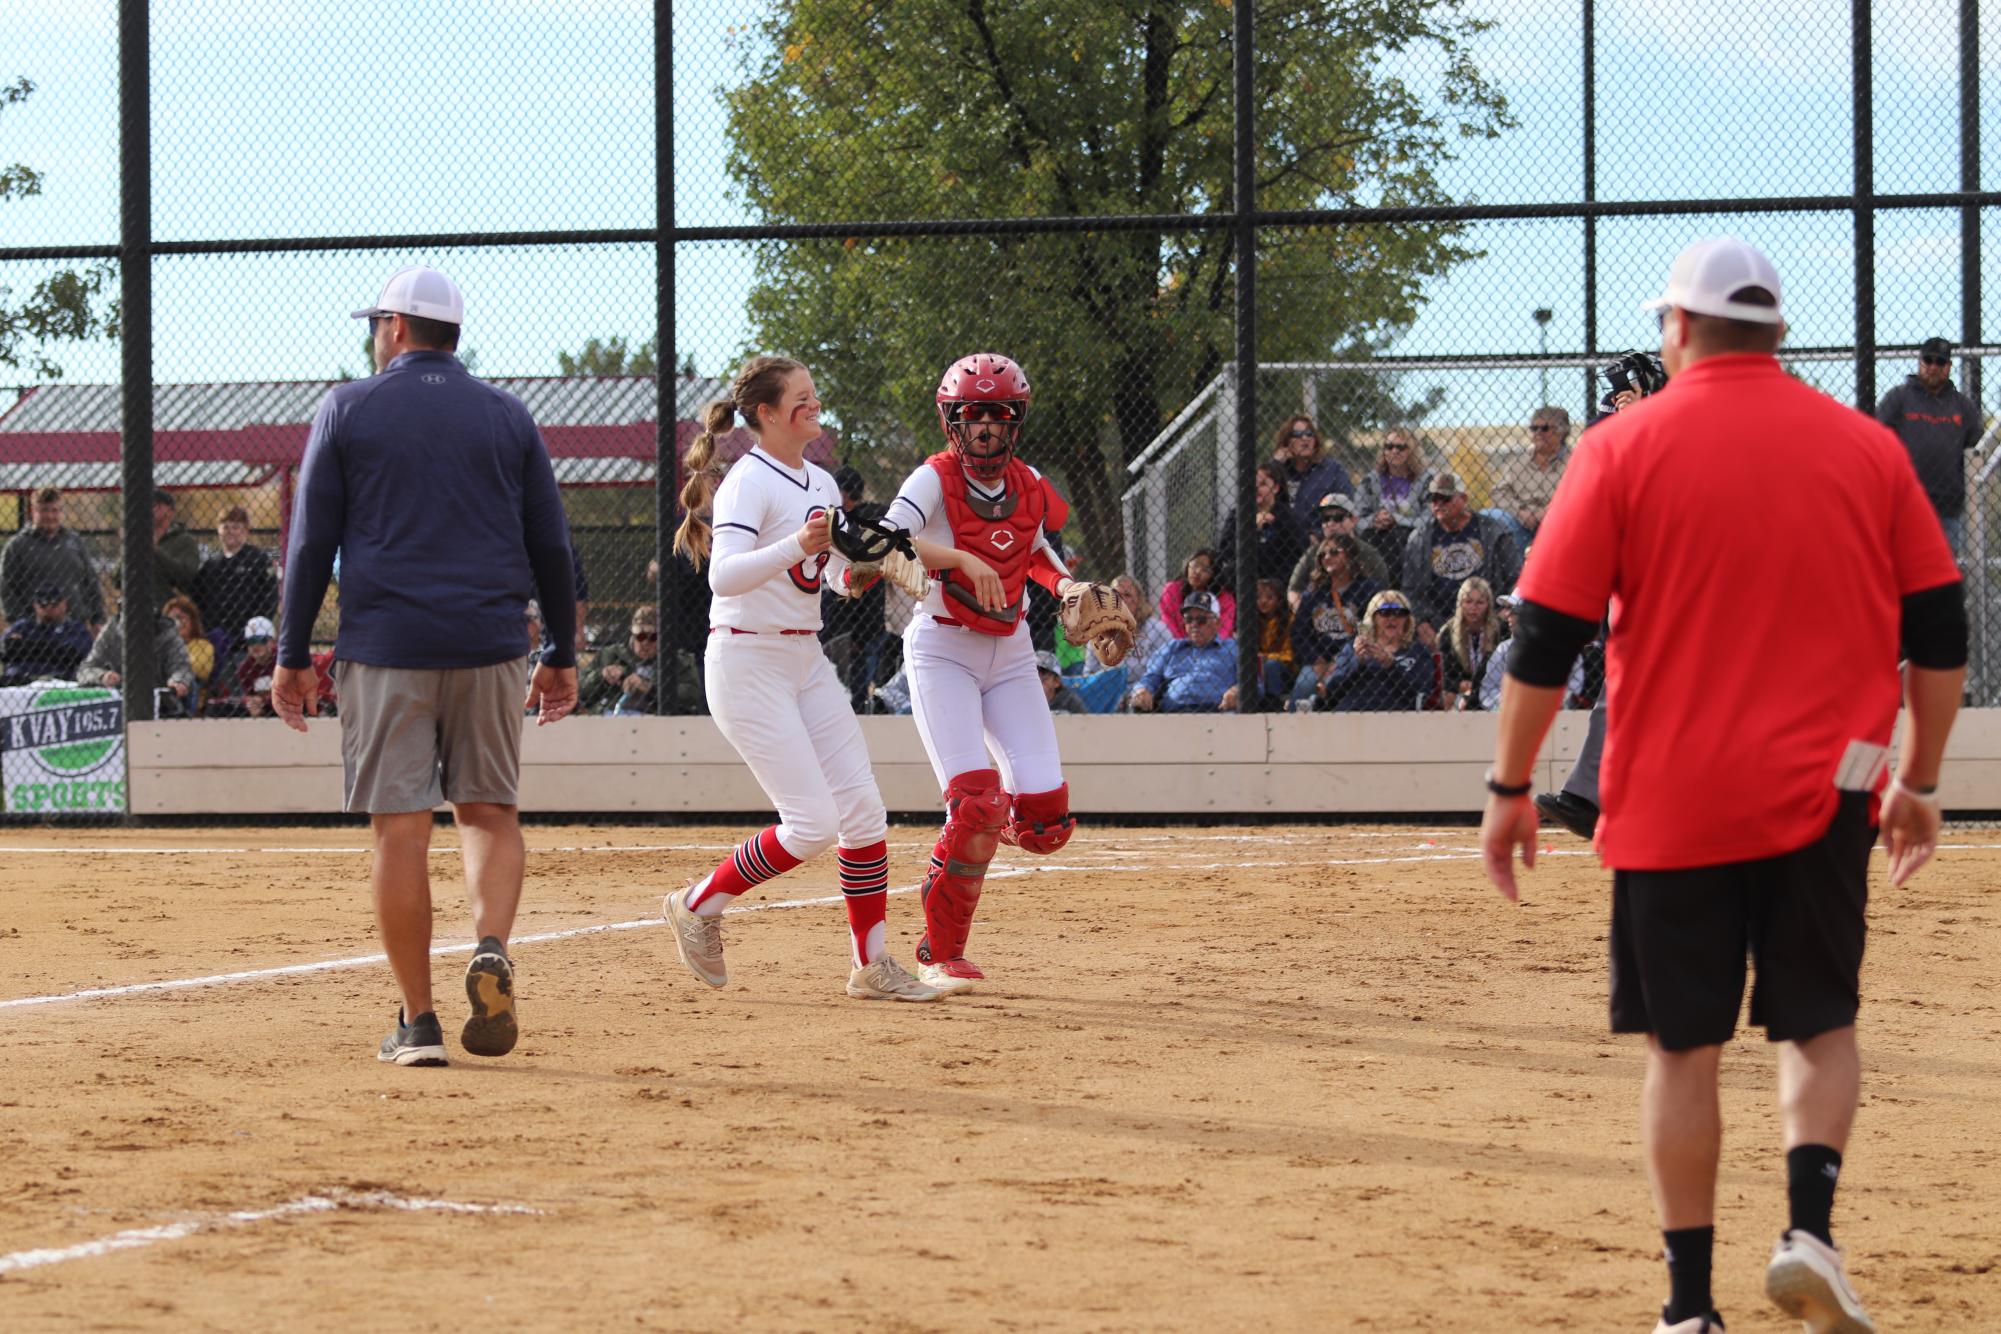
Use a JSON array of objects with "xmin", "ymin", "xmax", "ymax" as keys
[{"xmin": 1060, "ymin": 581, "xmax": 1136, "ymax": 667}]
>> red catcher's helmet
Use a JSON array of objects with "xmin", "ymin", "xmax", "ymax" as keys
[{"xmin": 936, "ymin": 353, "xmax": 1031, "ymax": 484}]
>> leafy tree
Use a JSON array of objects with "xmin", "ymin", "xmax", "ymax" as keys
[
  {"xmin": 559, "ymin": 335, "xmax": 657, "ymax": 377},
  {"xmin": 1, "ymin": 78, "xmax": 116, "ymax": 379},
  {"xmin": 722, "ymin": 1, "xmax": 1511, "ymax": 564}
]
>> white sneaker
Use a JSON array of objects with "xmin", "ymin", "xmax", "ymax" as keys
[
  {"xmin": 846, "ymin": 956, "xmax": 945, "ymax": 1002},
  {"xmin": 918, "ymin": 957, "xmax": 984, "ymax": 994},
  {"xmin": 664, "ymin": 889, "xmax": 727, "ymax": 988},
  {"xmin": 1652, "ymin": 1311, "xmax": 1724, "ymax": 1333},
  {"xmin": 1766, "ymin": 1230, "xmax": 1875, "ymax": 1333}
]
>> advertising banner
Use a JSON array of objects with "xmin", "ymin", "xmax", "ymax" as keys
[{"xmin": 0, "ymin": 684, "xmax": 127, "ymax": 814}]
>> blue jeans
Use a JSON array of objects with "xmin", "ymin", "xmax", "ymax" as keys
[
  {"xmin": 1481, "ymin": 508, "xmax": 1533, "ymax": 554},
  {"xmin": 1940, "ymin": 513, "xmax": 1965, "ymax": 560}
]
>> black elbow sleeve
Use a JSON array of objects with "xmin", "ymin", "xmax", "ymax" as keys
[
  {"xmin": 1902, "ymin": 581, "xmax": 1969, "ymax": 670},
  {"xmin": 1507, "ymin": 599, "xmax": 1600, "ymax": 687}
]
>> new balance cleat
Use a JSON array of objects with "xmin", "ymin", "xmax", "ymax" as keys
[
  {"xmin": 846, "ymin": 956, "xmax": 945, "ymax": 1002},
  {"xmin": 918, "ymin": 956, "xmax": 984, "ymax": 994},
  {"xmin": 378, "ymin": 1009, "xmax": 448, "ymax": 1067},
  {"xmin": 665, "ymin": 887, "xmax": 728, "ymax": 988},
  {"xmin": 460, "ymin": 936, "xmax": 518, "ymax": 1057},
  {"xmin": 1766, "ymin": 1230, "xmax": 1874, "ymax": 1333}
]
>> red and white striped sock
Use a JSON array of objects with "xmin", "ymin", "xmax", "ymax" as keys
[
  {"xmin": 684, "ymin": 827, "xmax": 802, "ymax": 918},
  {"xmin": 838, "ymin": 840, "xmax": 889, "ymax": 968}
]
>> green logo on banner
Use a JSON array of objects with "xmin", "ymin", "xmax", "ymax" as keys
[{"xmin": 29, "ymin": 687, "xmax": 121, "ymax": 773}]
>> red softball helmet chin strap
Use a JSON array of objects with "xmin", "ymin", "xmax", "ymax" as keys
[{"xmin": 936, "ymin": 353, "xmax": 1032, "ymax": 485}]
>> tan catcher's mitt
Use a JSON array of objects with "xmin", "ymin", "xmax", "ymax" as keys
[{"xmin": 1060, "ymin": 581, "xmax": 1136, "ymax": 667}]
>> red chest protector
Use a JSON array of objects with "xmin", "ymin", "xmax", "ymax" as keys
[{"xmin": 927, "ymin": 451, "xmax": 1049, "ymax": 636}]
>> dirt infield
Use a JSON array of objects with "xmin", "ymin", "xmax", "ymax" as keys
[{"xmin": 0, "ymin": 822, "xmax": 1996, "ymax": 1331}]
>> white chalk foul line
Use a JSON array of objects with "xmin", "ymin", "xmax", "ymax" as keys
[{"xmin": 0, "ymin": 1188, "xmax": 541, "ymax": 1277}]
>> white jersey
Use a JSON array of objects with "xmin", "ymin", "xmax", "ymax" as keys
[
  {"xmin": 882, "ymin": 461, "xmax": 1067, "ymax": 625},
  {"xmin": 707, "ymin": 446, "xmax": 853, "ymax": 633}
]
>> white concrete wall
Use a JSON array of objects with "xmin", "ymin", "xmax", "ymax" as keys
[{"xmin": 124, "ymin": 709, "xmax": 2001, "ymax": 817}]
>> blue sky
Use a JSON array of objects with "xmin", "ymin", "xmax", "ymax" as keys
[{"xmin": 6, "ymin": 0, "xmax": 1998, "ymax": 424}]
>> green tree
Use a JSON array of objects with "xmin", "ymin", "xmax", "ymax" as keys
[
  {"xmin": 723, "ymin": 2, "xmax": 1510, "ymax": 565},
  {"xmin": 1, "ymin": 78, "xmax": 116, "ymax": 378},
  {"xmin": 559, "ymin": 335, "xmax": 658, "ymax": 377}
]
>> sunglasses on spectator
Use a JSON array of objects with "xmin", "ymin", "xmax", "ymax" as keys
[
  {"xmin": 1428, "ymin": 492, "xmax": 1456, "ymax": 503},
  {"xmin": 1528, "ymin": 424, "xmax": 1558, "ymax": 433},
  {"xmin": 1922, "ymin": 356, "xmax": 1950, "ymax": 366},
  {"xmin": 1289, "ymin": 426, "xmax": 1317, "ymax": 438},
  {"xmin": 1376, "ymin": 609, "xmax": 1411, "ymax": 620},
  {"xmin": 1384, "ymin": 442, "xmax": 1409, "ymax": 451},
  {"xmin": 633, "ymin": 630, "xmax": 659, "ymax": 641}
]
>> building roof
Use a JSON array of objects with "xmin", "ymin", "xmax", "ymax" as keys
[{"xmin": 0, "ymin": 374, "xmax": 839, "ymax": 489}]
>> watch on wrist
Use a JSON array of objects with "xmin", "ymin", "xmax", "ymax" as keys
[{"xmin": 1485, "ymin": 769, "xmax": 1532, "ymax": 798}]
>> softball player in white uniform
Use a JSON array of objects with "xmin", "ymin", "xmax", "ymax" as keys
[
  {"xmin": 663, "ymin": 355, "xmax": 939, "ymax": 1002},
  {"xmin": 877, "ymin": 354, "xmax": 1082, "ymax": 993}
]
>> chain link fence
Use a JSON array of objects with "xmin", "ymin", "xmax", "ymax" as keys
[{"xmin": 2, "ymin": 2, "xmax": 1997, "ymax": 816}]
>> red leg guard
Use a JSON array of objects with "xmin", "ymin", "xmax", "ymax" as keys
[
  {"xmin": 916, "ymin": 768, "xmax": 1009, "ymax": 964},
  {"xmin": 1006, "ymin": 784, "xmax": 1074, "ymax": 854}
]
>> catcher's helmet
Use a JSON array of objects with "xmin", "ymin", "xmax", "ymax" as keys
[{"xmin": 936, "ymin": 353, "xmax": 1031, "ymax": 484}]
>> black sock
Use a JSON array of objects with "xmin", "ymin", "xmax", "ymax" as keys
[
  {"xmin": 1787, "ymin": 1144, "xmax": 1843, "ymax": 1245},
  {"xmin": 1662, "ymin": 1225, "xmax": 1714, "ymax": 1324}
]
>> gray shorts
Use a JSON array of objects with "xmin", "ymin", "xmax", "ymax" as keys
[{"xmin": 335, "ymin": 658, "xmax": 528, "ymax": 814}]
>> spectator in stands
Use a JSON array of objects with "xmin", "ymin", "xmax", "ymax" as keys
[
  {"xmin": 1270, "ymin": 415, "xmax": 1353, "ymax": 525},
  {"xmin": 1876, "ymin": 336, "xmax": 1984, "ymax": 554},
  {"xmin": 77, "ymin": 610, "xmax": 196, "ymax": 714},
  {"xmin": 1035, "ymin": 651, "xmax": 1088, "ymax": 714},
  {"xmin": 1131, "ymin": 590, "xmax": 1239, "ymax": 713},
  {"xmin": 821, "ymin": 473, "xmax": 892, "ymax": 706},
  {"xmin": 581, "ymin": 607, "xmax": 699, "ymax": 715},
  {"xmin": 1085, "ymin": 575, "xmax": 1173, "ymax": 699},
  {"xmin": 1318, "ymin": 589, "xmax": 1434, "ymax": 712},
  {"xmin": 1250, "ymin": 577, "xmax": 1295, "ymax": 707},
  {"xmin": 1, "ymin": 583, "xmax": 94, "ymax": 685},
  {"xmin": 1485, "ymin": 407, "xmax": 1571, "ymax": 550},
  {"xmin": 1, "ymin": 487, "xmax": 105, "ymax": 630},
  {"xmin": 1480, "ymin": 594, "xmax": 1585, "ymax": 709},
  {"xmin": 1217, "ymin": 461, "xmax": 1309, "ymax": 589},
  {"xmin": 1354, "ymin": 425, "xmax": 1434, "ymax": 573},
  {"xmin": 220, "ymin": 616, "xmax": 282, "ymax": 717},
  {"xmin": 1401, "ymin": 471, "xmax": 1521, "ymax": 631},
  {"xmin": 1158, "ymin": 548, "xmax": 1237, "ymax": 639},
  {"xmin": 1290, "ymin": 533, "xmax": 1378, "ymax": 669},
  {"xmin": 191, "ymin": 505, "xmax": 278, "ymax": 643},
  {"xmin": 150, "ymin": 489, "xmax": 202, "ymax": 611},
  {"xmin": 162, "ymin": 595, "xmax": 217, "ymax": 707},
  {"xmin": 1437, "ymin": 576, "xmax": 1505, "ymax": 711},
  {"xmin": 1288, "ymin": 493, "xmax": 1388, "ymax": 609}
]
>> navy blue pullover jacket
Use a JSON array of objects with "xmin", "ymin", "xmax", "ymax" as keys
[{"xmin": 280, "ymin": 350, "xmax": 577, "ymax": 671}]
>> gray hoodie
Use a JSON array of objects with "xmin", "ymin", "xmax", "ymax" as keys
[{"xmin": 1876, "ymin": 376, "xmax": 1982, "ymax": 516}]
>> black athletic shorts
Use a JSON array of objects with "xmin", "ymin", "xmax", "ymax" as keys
[{"xmin": 1608, "ymin": 792, "xmax": 1873, "ymax": 1052}]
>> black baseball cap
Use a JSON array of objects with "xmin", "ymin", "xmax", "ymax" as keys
[
  {"xmin": 833, "ymin": 465, "xmax": 865, "ymax": 498},
  {"xmin": 32, "ymin": 583, "xmax": 64, "ymax": 604},
  {"xmin": 1920, "ymin": 337, "xmax": 1953, "ymax": 361}
]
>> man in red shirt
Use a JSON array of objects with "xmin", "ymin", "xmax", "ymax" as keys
[{"xmin": 1478, "ymin": 238, "xmax": 1966, "ymax": 1334}]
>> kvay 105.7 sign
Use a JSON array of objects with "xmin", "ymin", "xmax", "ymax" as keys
[{"xmin": 0, "ymin": 685, "xmax": 126, "ymax": 814}]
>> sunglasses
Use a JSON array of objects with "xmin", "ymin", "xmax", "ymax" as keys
[
  {"xmin": 632, "ymin": 631, "xmax": 659, "ymax": 642},
  {"xmin": 1289, "ymin": 426, "xmax": 1317, "ymax": 438},
  {"xmin": 1428, "ymin": 492, "xmax": 1456, "ymax": 504},
  {"xmin": 1383, "ymin": 442, "xmax": 1410, "ymax": 451},
  {"xmin": 955, "ymin": 403, "xmax": 1020, "ymax": 422},
  {"xmin": 1922, "ymin": 356, "xmax": 1950, "ymax": 367},
  {"xmin": 1376, "ymin": 609, "xmax": 1411, "ymax": 619},
  {"xmin": 1528, "ymin": 424, "xmax": 1558, "ymax": 433}
]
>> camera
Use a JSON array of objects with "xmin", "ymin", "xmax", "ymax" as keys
[{"xmin": 1601, "ymin": 349, "xmax": 1667, "ymax": 399}]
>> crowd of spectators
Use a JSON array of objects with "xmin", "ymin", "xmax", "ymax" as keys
[{"xmin": 0, "ymin": 405, "xmax": 1605, "ymax": 720}]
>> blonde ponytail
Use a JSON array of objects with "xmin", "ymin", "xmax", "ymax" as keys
[
  {"xmin": 674, "ymin": 398, "xmax": 735, "ymax": 567},
  {"xmin": 673, "ymin": 354, "xmax": 808, "ymax": 568}
]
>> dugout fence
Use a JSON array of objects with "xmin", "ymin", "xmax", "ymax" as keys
[{"xmin": 5, "ymin": 1, "xmax": 2001, "ymax": 820}]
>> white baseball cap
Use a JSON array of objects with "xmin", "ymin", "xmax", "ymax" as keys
[
  {"xmin": 1642, "ymin": 237, "xmax": 1783, "ymax": 325},
  {"xmin": 351, "ymin": 265, "xmax": 464, "ymax": 324},
  {"xmin": 243, "ymin": 616, "xmax": 276, "ymax": 641}
]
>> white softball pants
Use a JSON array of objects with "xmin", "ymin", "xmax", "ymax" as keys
[
  {"xmin": 904, "ymin": 618, "xmax": 1063, "ymax": 795},
  {"xmin": 705, "ymin": 634, "xmax": 887, "ymax": 859}
]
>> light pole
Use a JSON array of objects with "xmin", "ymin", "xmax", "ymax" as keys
[{"xmin": 1532, "ymin": 307, "xmax": 1554, "ymax": 407}]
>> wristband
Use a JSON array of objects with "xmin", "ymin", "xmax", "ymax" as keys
[
  {"xmin": 1886, "ymin": 775, "xmax": 1940, "ymax": 805},
  {"xmin": 1485, "ymin": 769, "xmax": 1532, "ymax": 798}
]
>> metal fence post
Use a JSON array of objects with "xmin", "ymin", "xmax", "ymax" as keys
[
  {"xmin": 1232, "ymin": 0, "xmax": 1258, "ymax": 710},
  {"xmin": 119, "ymin": 0, "xmax": 155, "ymax": 736},
  {"xmin": 655, "ymin": 0, "xmax": 677, "ymax": 716},
  {"xmin": 1582, "ymin": 0, "xmax": 1598, "ymax": 411},
  {"xmin": 1853, "ymin": 0, "xmax": 1876, "ymax": 413},
  {"xmin": 1961, "ymin": 0, "xmax": 1981, "ymax": 408}
]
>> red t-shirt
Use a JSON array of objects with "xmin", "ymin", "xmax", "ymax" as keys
[{"xmin": 1519, "ymin": 354, "xmax": 1961, "ymax": 870}]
